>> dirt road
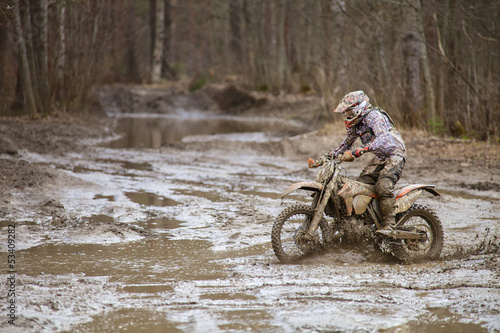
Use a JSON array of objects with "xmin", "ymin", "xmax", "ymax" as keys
[{"xmin": 0, "ymin": 85, "xmax": 499, "ymax": 332}]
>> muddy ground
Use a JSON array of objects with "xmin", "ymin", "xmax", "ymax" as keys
[{"xmin": 0, "ymin": 84, "xmax": 499, "ymax": 332}]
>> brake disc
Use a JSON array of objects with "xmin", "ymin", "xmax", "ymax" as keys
[
  {"xmin": 294, "ymin": 226, "xmax": 319, "ymax": 252},
  {"xmin": 405, "ymin": 224, "xmax": 432, "ymax": 251}
]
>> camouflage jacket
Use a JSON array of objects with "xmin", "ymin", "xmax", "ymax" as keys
[{"xmin": 333, "ymin": 108, "xmax": 406, "ymax": 161}]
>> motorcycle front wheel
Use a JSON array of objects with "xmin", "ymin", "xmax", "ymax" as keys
[
  {"xmin": 390, "ymin": 204, "xmax": 444, "ymax": 263},
  {"xmin": 271, "ymin": 203, "xmax": 330, "ymax": 262}
]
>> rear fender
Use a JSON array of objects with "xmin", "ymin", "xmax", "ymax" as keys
[
  {"xmin": 395, "ymin": 184, "xmax": 440, "ymax": 214},
  {"xmin": 282, "ymin": 181, "xmax": 323, "ymax": 199},
  {"xmin": 396, "ymin": 184, "xmax": 440, "ymax": 199}
]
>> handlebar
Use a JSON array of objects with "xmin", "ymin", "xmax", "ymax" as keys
[
  {"xmin": 308, "ymin": 155, "xmax": 337, "ymax": 168},
  {"xmin": 308, "ymin": 151, "xmax": 355, "ymax": 168},
  {"xmin": 308, "ymin": 157, "xmax": 324, "ymax": 168}
]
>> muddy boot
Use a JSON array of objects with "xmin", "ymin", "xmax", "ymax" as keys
[{"xmin": 376, "ymin": 198, "xmax": 396, "ymax": 237}]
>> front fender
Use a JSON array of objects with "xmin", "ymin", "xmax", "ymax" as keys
[{"xmin": 282, "ymin": 181, "xmax": 323, "ymax": 199}]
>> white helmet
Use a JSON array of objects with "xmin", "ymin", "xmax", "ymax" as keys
[{"xmin": 333, "ymin": 91, "xmax": 370, "ymax": 128}]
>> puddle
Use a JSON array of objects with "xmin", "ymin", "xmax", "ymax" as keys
[
  {"xmin": 221, "ymin": 242, "xmax": 269, "ymax": 258},
  {"xmin": 448, "ymin": 226, "xmax": 477, "ymax": 232},
  {"xmin": 135, "ymin": 217, "xmax": 183, "ymax": 229},
  {"xmin": 17, "ymin": 237, "xmax": 226, "ymax": 283},
  {"xmin": 122, "ymin": 284, "xmax": 174, "ymax": 293},
  {"xmin": 241, "ymin": 190, "xmax": 282, "ymax": 200},
  {"xmin": 125, "ymin": 191, "xmax": 179, "ymax": 207},
  {"xmin": 440, "ymin": 189, "xmax": 500, "ymax": 202},
  {"xmin": 0, "ymin": 220, "xmax": 37, "ymax": 228},
  {"xmin": 93, "ymin": 194, "xmax": 116, "ymax": 202},
  {"xmin": 200, "ymin": 292, "xmax": 258, "ymax": 301},
  {"xmin": 121, "ymin": 161, "xmax": 152, "ymax": 171},
  {"xmin": 104, "ymin": 115, "xmax": 306, "ymax": 149},
  {"xmin": 54, "ymin": 163, "xmax": 103, "ymax": 174},
  {"xmin": 239, "ymin": 189, "xmax": 311, "ymax": 203},
  {"xmin": 83, "ymin": 214, "xmax": 114, "ymax": 223},
  {"xmin": 183, "ymin": 132, "xmax": 283, "ymax": 143},
  {"xmin": 71, "ymin": 165, "xmax": 102, "ymax": 173},
  {"xmin": 479, "ymin": 217, "xmax": 500, "ymax": 221},
  {"xmin": 94, "ymin": 158, "xmax": 152, "ymax": 171},
  {"xmin": 391, "ymin": 307, "xmax": 489, "ymax": 333},
  {"xmin": 67, "ymin": 308, "xmax": 181, "ymax": 333},
  {"xmin": 172, "ymin": 188, "xmax": 226, "ymax": 202},
  {"xmin": 216, "ymin": 309, "xmax": 276, "ymax": 332},
  {"xmin": 257, "ymin": 162, "xmax": 286, "ymax": 169}
]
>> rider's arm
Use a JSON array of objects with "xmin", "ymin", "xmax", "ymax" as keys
[{"xmin": 333, "ymin": 128, "xmax": 357, "ymax": 157}]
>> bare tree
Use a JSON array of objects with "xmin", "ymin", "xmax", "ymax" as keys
[
  {"xmin": 13, "ymin": 1, "xmax": 36, "ymax": 115},
  {"xmin": 125, "ymin": 0, "xmax": 140, "ymax": 82},
  {"xmin": 434, "ymin": 0, "xmax": 449, "ymax": 126},
  {"xmin": 415, "ymin": 0, "xmax": 436, "ymax": 131},
  {"xmin": 0, "ymin": 9, "xmax": 11, "ymax": 112},
  {"xmin": 150, "ymin": 0, "xmax": 164, "ymax": 83},
  {"xmin": 229, "ymin": 0, "xmax": 242, "ymax": 65},
  {"xmin": 161, "ymin": 0, "xmax": 175, "ymax": 79},
  {"xmin": 402, "ymin": 0, "xmax": 421, "ymax": 127},
  {"xmin": 33, "ymin": 0, "xmax": 50, "ymax": 113},
  {"xmin": 55, "ymin": 0, "xmax": 66, "ymax": 98}
]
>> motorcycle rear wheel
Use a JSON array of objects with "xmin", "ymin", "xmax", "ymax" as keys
[
  {"xmin": 271, "ymin": 203, "xmax": 330, "ymax": 262},
  {"xmin": 390, "ymin": 204, "xmax": 444, "ymax": 263}
]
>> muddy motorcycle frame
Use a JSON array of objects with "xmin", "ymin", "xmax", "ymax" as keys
[{"xmin": 271, "ymin": 154, "xmax": 444, "ymax": 263}]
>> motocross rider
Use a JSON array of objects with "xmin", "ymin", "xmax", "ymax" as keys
[{"xmin": 331, "ymin": 91, "xmax": 406, "ymax": 236}]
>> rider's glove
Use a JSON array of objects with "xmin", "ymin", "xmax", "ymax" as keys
[
  {"xmin": 341, "ymin": 151, "xmax": 355, "ymax": 162},
  {"xmin": 353, "ymin": 147, "xmax": 369, "ymax": 158}
]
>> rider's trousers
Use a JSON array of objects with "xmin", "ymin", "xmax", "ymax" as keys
[{"xmin": 356, "ymin": 155, "xmax": 406, "ymax": 225}]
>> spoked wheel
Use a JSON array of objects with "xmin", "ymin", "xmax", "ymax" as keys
[
  {"xmin": 271, "ymin": 204, "xmax": 330, "ymax": 262},
  {"xmin": 390, "ymin": 204, "xmax": 444, "ymax": 263}
]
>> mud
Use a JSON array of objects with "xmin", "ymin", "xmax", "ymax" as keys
[{"xmin": 0, "ymin": 84, "xmax": 499, "ymax": 332}]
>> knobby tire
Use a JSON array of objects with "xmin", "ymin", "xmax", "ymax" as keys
[
  {"xmin": 390, "ymin": 204, "xmax": 444, "ymax": 263},
  {"xmin": 271, "ymin": 203, "xmax": 330, "ymax": 263}
]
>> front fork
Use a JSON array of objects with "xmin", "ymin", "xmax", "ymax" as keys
[{"xmin": 305, "ymin": 170, "xmax": 340, "ymax": 242}]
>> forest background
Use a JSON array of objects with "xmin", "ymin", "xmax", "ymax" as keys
[{"xmin": 0, "ymin": 0, "xmax": 498, "ymax": 140}]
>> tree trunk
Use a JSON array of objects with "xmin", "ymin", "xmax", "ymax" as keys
[
  {"xmin": 267, "ymin": 1, "xmax": 276, "ymax": 89},
  {"xmin": 276, "ymin": 0, "xmax": 289, "ymax": 89},
  {"xmin": 320, "ymin": 0, "xmax": 334, "ymax": 87},
  {"xmin": 0, "ymin": 18, "xmax": 8, "ymax": 112},
  {"xmin": 416, "ymin": 0, "xmax": 436, "ymax": 132},
  {"xmin": 435, "ymin": 0, "xmax": 449, "ymax": 127},
  {"xmin": 150, "ymin": 0, "xmax": 156, "ymax": 70},
  {"xmin": 20, "ymin": 0, "xmax": 40, "ymax": 111},
  {"xmin": 36, "ymin": 0, "xmax": 50, "ymax": 113},
  {"xmin": 161, "ymin": 0, "xmax": 175, "ymax": 79},
  {"xmin": 151, "ymin": 0, "xmax": 164, "ymax": 83},
  {"xmin": 13, "ymin": 1, "xmax": 37, "ymax": 115},
  {"xmin": 332, "ymin": 0, "xmax": 348, "ymax": 87},
  {"xmin": 229, "ymin": 0, "xmax": 242, "ymax": 64},
  {"xmin": 56, "ymin": 0, "xmax": 66, "ymax": 100},
  {"xmin": 402, "ymin": 0, "xmax": 421, "ymax": 128},
  {"xmin": 126, "ymin": 0, "xmax": 140, "ymax": 82}
]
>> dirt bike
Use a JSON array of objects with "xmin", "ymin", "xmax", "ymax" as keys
[{"xmin": 271, "ymin": 153, "xmax": 444, "ymax": 263}]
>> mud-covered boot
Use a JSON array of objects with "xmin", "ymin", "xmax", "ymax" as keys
[{"xmin": 376, "ymin": 198, "xmax": 396, "ymax": 237}]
